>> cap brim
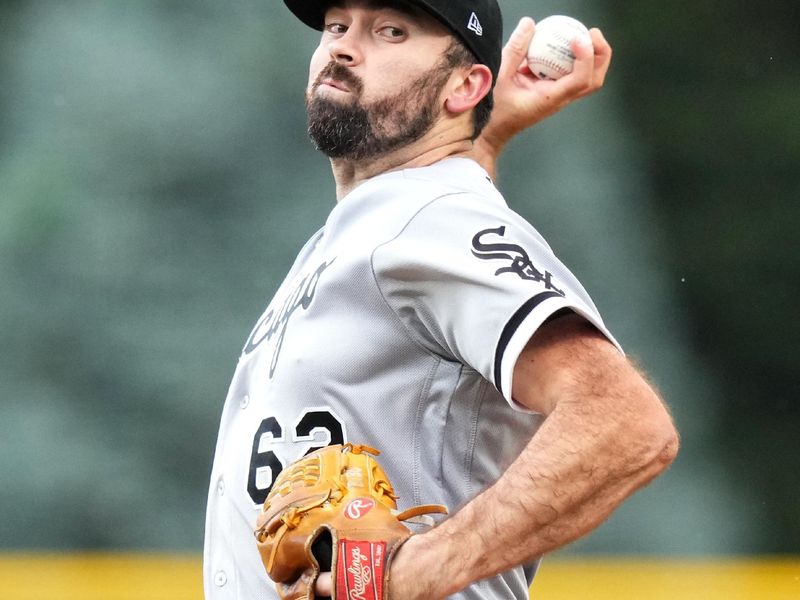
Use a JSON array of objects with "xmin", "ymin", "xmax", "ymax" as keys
[
  {"xmin": 283, "ymin": 0, "xmax": 464, "ymax": 39},
  {"xmin": 282, "ymin": 0, "xmax": 499, "ymax": 82},
  {"xmin": 283, "ymin": 0, "xmax": 329, "ymax": 31}
]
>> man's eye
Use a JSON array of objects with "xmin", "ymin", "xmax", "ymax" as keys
[
  {"xmin": 325, "ymin": 23, "xmax": 347, "ymax": 34},
  {"xmin": 380, "ymin": 26, "xmax": 405, "ymax": 38}
]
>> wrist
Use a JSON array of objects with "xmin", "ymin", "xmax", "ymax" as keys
[
  {"xmin": 474, "ymin": 127, "xmax": 509, "ymax": 159},
  {"xmin": 388, "ymin": 533, "xmax": 455, "ymax": 600},
  {"xmin": 471, "ymin": 134, "xmax": 506, "ymax": 182}
]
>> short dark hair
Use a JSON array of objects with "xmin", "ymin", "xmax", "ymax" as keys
[{"xmin": 443, "ymin": 37, "xmax": 494, "ymax": 140}]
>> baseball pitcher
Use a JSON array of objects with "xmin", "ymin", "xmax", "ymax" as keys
[{"xmin": 203, "ymin": 1, "xmax": 678, "ymax": 599}]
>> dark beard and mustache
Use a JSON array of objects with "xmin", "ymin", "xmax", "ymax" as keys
[{"xmin": 305, "ymin": 57, "xmax": 455, "ymax": 161}]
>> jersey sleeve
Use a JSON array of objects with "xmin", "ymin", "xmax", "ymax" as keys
[{"xmin": 371, "ymin": 192, "xmax": 622, "ymax": 412}]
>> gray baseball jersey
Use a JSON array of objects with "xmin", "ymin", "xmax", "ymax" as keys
[{"xmin": 203, "ymin": 157, "xmax": 620, "ymax": 600}]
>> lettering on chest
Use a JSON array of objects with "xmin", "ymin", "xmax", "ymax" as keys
[{"xmin": 243, "ymin": 258, "xmax": 335, "ymax": 377}]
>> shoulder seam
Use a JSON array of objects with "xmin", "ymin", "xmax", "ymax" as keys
[{"xmin": 368, "ymin": 191, "xmax": 469, "ymax": 359}]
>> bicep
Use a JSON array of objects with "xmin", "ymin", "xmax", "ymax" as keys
[{"xmin": 511, "ymin": 312, "xmax": 631, "ymax": 415}]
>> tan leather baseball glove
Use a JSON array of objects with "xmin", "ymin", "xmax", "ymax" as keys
[{"xmin": 254, "ymin": 443, "xmax": 447, "ymax": 600}]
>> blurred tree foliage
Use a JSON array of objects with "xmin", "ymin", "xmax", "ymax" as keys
[
  {"xmin": 0, "ymin": 0, "xmax": 327, "ymax": 548},
  {"xmin": 600, "ymin": 0, "xmax": 800, "ymax": 551},
  {"xmin": 0, "ymin": 0, "xmax": 797, "ymax": 553}
]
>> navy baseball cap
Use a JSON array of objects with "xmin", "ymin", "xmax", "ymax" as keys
[{"xmin": 283, "ymin": 0, "xmax": 503, "ymax": 84}]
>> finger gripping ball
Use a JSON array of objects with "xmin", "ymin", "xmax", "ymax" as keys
[{"xmin": 527, "ymin": 15, "xmax": 593, "ymax": 80}]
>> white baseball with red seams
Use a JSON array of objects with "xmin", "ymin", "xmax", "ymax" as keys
[{"xmin": 527, "ymin": 15, "xmax": 593, "ymax": 80}]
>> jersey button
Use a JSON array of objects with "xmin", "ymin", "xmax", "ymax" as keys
[
  {"xmin": 214, "ymin": 570, "xmax": 227, "ymax": 587},
  {"xmin": 240, "ymin": 394, "xmax": 250, "ymax": 409},
  {"xmin": 217, "ymin": 478, "xmax": 225, "ymax": 496}
]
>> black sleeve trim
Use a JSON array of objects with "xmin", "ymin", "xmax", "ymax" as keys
[{"xmin": 493, "ymin": 291, "xmax": 565, "ymax": 396}]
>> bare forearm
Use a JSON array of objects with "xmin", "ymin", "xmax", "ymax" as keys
[
  {"xmin": 392, "ymin": 372, "xmax": 678, "ymax": 598},
  {"xmin": 463, "ymin": 391, "xmax": 675, "ymax": 559}
]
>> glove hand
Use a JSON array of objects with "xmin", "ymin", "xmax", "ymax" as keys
[
  {"xmin": 254, "ymin": 444, "xmax": 447, "ymax": 600},
  {"xmin": 315, "ymin": 536, "xmax": 433, "ymax": 600},
  {"xmin": 315, "ymin": 572, "xmax": 332, "ymax": 596}
]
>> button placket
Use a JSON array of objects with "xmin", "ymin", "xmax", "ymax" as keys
[{"xmin": 214, "ymin": 570, "xmax": 227, "ymax": 587}]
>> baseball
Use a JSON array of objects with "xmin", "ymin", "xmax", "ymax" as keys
[{"xmin": 527, "ymin": 15, "xmax": 593, "ymax": 80}]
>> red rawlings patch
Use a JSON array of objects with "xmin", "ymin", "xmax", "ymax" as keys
[
  {"xmin": 344, "ymin": 497, "xmax": 376, "ymax": 520},
  {"xmin": 336, "ymin": 540, "xmax": 386, "ymax": 600}
]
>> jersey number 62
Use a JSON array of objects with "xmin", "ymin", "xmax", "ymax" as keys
[{"xmin": 246, "ymin": 408, "xmax": 346, "ymax": 505}]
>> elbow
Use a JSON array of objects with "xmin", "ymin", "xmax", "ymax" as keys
[
  {"xmin": 655, "ymin": 419, "xmax": 680, "ymax": 471},
  {"xmin": 638, "ymin": 402, "xmax": 680, "ymax": 475},
  {"xmin": 611, "ymin": 378, "xmax": 680, "ymax": 478}
]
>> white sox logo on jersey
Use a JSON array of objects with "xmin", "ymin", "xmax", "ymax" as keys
[
  {"xmin": 471, "ymin": 226, "xmax": 565, "ymax": 296},
  {"xmin": 243, "ymin": 258, "xmax": 335, "ymax": 377}
]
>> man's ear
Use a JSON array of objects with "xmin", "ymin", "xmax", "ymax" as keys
[{"xmin": 444, "ymin": 64, "xmax": 493, "ymax": 114}]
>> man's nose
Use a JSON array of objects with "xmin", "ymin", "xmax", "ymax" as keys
[{"xmin": 327, "ymin": 30, "xmax": 363, "ymax": 66}]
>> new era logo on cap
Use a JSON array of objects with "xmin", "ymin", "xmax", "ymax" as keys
[{"xmin": 467, "ymin": 12, "xmax": 483, "ymax": 36}]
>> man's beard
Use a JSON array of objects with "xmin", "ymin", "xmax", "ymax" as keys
[{"xmin": 305, "ymin": 57, "xmax": 454, "ymax": 161}]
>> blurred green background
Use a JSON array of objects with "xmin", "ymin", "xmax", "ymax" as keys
[{"xmin": 0, "ymin": 0, "xmax": 797, "ymax": 555}]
